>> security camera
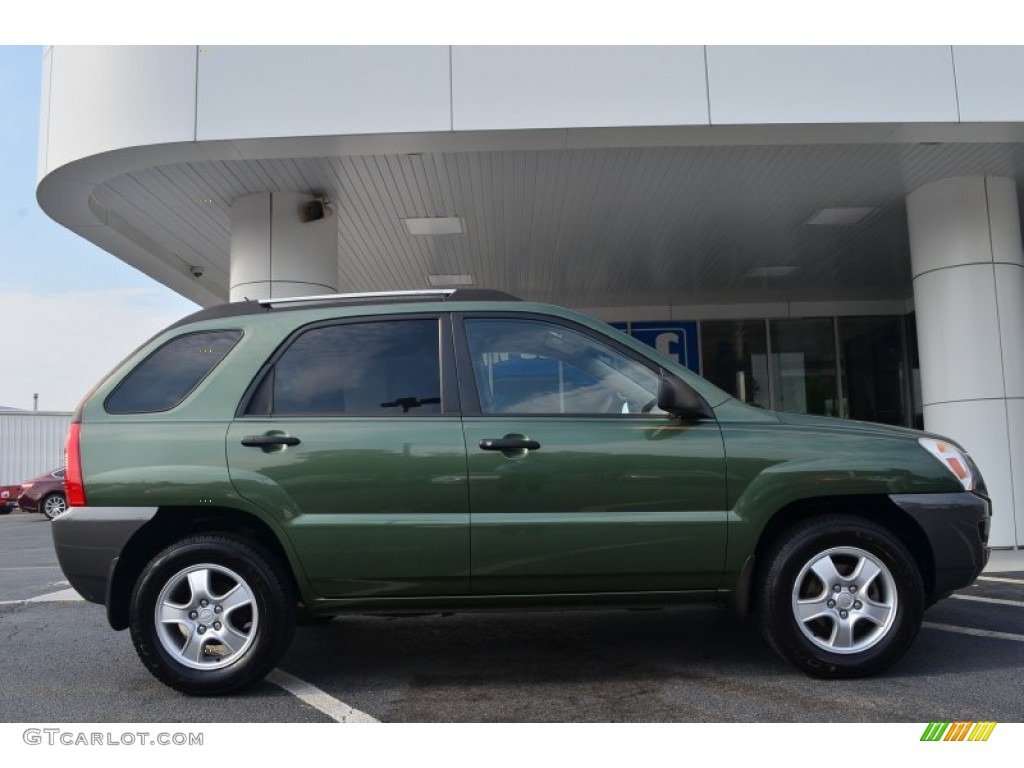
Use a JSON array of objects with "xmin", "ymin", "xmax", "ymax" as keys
[
  {"xmin": 300, "ymin": 199, "xmax": 325, "ymax": 222},
  {"xmin": 300, "ymin": 195, "xmax": 334, "ymax": 223},
  {"xmin": 190, "ymin": 265, "xmax": 204, "ymax": 279}
]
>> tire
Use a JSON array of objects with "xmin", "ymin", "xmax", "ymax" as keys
[
  {"xmin": 42, "ymin": 493, "xmax": 68, "ymax": 520},
  {"xmin": 757, "ymin": 514, "xmax": 924, "ymax": 679},
  {"xmin": 129, "ymin": 534, "xmax": 296, "ymax": 696}
]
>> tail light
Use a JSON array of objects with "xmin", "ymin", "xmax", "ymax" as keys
[{"xmin": 64, "ymin": 423, "xmax": 87, "ymax": 507}]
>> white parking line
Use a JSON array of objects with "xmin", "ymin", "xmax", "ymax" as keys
[
  {"xmin": 267, "ymin": 669, "xmax": 378, "ymax": 723},
  {"xmin": 977, "ymin": 575, "xmax": 1024, "ymax": 586},
  {"xmin": 923, "ymin": 622, "xmax": 1024, "ymax": 643},
  {"xmin": 953, "ymin": 594, "xmax": 1024, "ymax": 608},
  {"xmin": 0, "ymin": 566, "xmax": 63, "ymax": 570},
  {"xmin": 27, "ymin": 588, "xmax": 83, "ymax": 603},
  {"xmin": 0, "ymin": 587, "xmax": 84, "ymax": 606}
]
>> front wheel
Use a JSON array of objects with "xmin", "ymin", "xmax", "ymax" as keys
[
  {"xmin": 757, "ymin": 514, "xmax": 924, "ymax": 678},
  {"xmin": 42, "ymin": 493, "xmax": 68, "ymax": 520},
  {"xmin": 129, "ymin": 534, "xmax": 296, "ymax": 695}
]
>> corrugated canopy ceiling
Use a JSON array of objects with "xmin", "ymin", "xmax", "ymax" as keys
[{"xmin": 89, "ymin": 141, "xmax": 1024, "ymax": 309}]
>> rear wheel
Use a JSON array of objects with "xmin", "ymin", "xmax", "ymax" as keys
[
  {"xmin": 758, "ymin": 514, "xmax": 924, "ymax": 678},
  {"xmin": 42, "ymin": 493, "xmax": 67, "ymax": 520},
  {"xmin": 129, "ymin": 534, "xmax": 296, "ymax": 695}
]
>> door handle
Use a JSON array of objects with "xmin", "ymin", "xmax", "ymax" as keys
[
  {"xmin": 241, "ymin": 435, "xmax": 301, "ymax": 447},
  {"xmin": 479, "ymin": 437, "xmax": 541, "ymax": 451}
]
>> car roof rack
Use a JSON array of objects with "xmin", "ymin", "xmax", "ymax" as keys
[
  {"xmin": 257, "ymin": 288, "xmax": 520, "ymax": 307},
  {"xmin": 166, "ymin": 288, "xmax": 521, "ymax": 331}
]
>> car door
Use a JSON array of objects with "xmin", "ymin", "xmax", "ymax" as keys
[
  {"xmin": 456, "ymin": 313, "xmax": 728, "ymax": 595},
  {"xmin": 226, "ymin": 314, "xmax": 469, "ymax": 599}
]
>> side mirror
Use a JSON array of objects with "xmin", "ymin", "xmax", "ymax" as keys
[{"xmin": 657, "ymin": 374, "xmax": 714, "ymax": 420}]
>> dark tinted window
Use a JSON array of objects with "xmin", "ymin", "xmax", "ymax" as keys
[
  {"xmin": 255, "ymin": 319, "xmax": 441, "ymax": 417},
  {"xmin": 769, "ymin": 318, "xmax": 838, "ymax": 417},
  {"xmin": 699, "ymin": 320, "xmax": 769, "ymax": 408},
  {"xmin": 106, "ymin": 331, "xmax": 242, "ymax": 414}
]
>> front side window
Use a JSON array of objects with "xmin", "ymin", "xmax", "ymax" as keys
[
  {"xmin": 106, "ymin": 330, "xmax": 242, "ymax": 414},
  {"xmin": 248, "ymin": 319, "xmax": 441, "ymax": 417},
  {"xmin": 464, "ymin": 318, "xmax": 661, "ymax": 415}
]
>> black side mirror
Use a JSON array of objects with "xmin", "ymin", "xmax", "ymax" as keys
[{"xmin": 657, "ymin": 373, "xmax": 714, "ymax": 420}]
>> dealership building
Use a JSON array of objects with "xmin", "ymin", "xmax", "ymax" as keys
[{"xmin": 36, "ymin": 46, "xmax": 1024, "ymax": 547}]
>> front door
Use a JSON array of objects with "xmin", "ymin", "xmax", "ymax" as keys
[
  {"xmin": 457, "ymin": 315, "xmax": 728, "ymax": 596},
  {"xmin": 227, "ymin": 315, "xmax": 469, "ymax": 599}
]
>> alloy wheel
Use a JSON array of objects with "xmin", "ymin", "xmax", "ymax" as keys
[
  {"xmin": 790, "ymin": 545, "xmax": 898, "ymax": 655},
  {"xmin": 153, "ymin": 563, "xmax": 259, "ymax": 670}
]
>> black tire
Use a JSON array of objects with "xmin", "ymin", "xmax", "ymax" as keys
[
  {"xmin": 129, "ymin": 534, "xmax": 296, "ymax": 696},
  {"xmin": 757, "ymin": 514, "xmax": 924, "ymax": 679},
  {"xmin": 41, "ymin": 493, "xmax": 68, "ymax": 520}
]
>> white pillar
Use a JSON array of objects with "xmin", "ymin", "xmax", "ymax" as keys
[
  {"xmin": 229, "ymin": 192, "xmax": 338, "ymax": 302},
  {"xmin": 907, "ymin": 176, "xmax": 1024, "ymax": 548}
]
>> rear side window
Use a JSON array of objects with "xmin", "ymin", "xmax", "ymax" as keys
[
  {"xmin": 105, "ymin": 330, "xmax": 242, "ymax": 414},
  {"xmin": 245, "ymin": 319, "xmax": 441, "ymax": 417}
]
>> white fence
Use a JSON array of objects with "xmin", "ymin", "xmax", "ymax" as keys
[{"xmin": 0, "ymin": 411, "xmax": 73, "ymax": 484}]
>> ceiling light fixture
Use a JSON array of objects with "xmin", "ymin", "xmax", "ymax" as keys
[
  {"xmin": 428, "ymin": 274, "xmax": 474, "ymax": 287},
  {"xmin": 403, "ymin": 216, "xmax": 463, "ymax": 236},
  {"xmin": 805, "ymin": 207, "xmax": 875, "ymax": 226},
  {"xmin": 746, "ymin": 266, "xmax": 797, "ymax": 279}
]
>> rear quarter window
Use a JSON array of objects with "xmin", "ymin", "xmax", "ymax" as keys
[{"xmin": 104, "ymin": 330, "xmax": 242, "ymax": 414}]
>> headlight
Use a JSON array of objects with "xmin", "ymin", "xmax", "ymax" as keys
[{"xmin": 918, "ymin": 437, "xmax": 975, "ymax": 491}]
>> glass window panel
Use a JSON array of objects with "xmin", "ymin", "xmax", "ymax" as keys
[
  {"xmin": 106, "ymin": 330, "xmax": 242, "ymax": 414},
  {"xmin": 838, "ymin": 316, "xmax": 908, "ymax": 426},
  {"xmin": 699, "ymin": 320, "xmax": 770, "ymax": 408},
  {"xmin": 906, "ymin": 313, "xmax": 923, "ymax": 430},
  {"xmin": 269, "ymin": 319, "xmax": 440, "ymax": 417},
  {"xmin": 769, "ymin": 318, "xmax": 839, "ymax": 417},
  {"xmin": 465, "ymin": 318, "xmax": 661, "ymax": 415}
]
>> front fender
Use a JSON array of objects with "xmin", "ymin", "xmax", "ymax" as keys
[{"xmin": 720, "ymin": 422, "xmax": 962, "ymax": 582}]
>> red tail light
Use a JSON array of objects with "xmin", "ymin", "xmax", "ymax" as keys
[{"xmin": 65, "ymin": 423, "xmax": 87, "ymax": 507}]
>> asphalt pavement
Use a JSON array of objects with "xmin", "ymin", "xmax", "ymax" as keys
[{"xmin": 1, "ymin": 511, "xmax": 1021, "ymax": 722}]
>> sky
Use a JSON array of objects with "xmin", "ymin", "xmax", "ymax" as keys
[{"xmin": 0, "ymin": 45, "xmax": 197, "ymax": 411}]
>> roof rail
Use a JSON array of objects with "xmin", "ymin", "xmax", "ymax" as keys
[
  {"xmin": 257, "ymin": 288, "xmax": 520, "ymax": 307},
  {"xmin": 258, "ymin": 289, "xmax": 454, "ymax": 306}
]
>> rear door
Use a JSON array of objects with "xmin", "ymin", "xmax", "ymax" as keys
[
  {"xmin": 456, "ymin": 313, "xmax": 728, "ymax": 595},
  {"xmin": 227, "ymin": 314, "xmax": 469, "ymax": 598}
]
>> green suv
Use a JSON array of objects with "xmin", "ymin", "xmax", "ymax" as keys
[{"xmin": 52, "ymin": 290, "xmax": 990, "ymax": 695}]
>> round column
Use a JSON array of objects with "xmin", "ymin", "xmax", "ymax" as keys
[
  {"xmin": 907, "ymin": 175, "xmax": 1024, "ymax": 548},
  {"xmin": 229, "ymin": 192, "xmax": 338, "ymax": 301}
]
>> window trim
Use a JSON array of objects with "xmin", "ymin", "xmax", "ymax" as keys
[
  {"xmin": 235, "ymin": 313, "xmax": 457, "ymax": 419},
  {"xmin": 104, "ymin": 329, "xmax": 243, "ymax": 415},
  {"xmin": 452, "ymin": 312, "xmax": 673, "ymax": 418}
]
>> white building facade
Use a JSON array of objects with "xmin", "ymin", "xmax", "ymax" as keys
[{"xmin": 36, "ymin": 45, "xmax": 1024, "ymax": 547}]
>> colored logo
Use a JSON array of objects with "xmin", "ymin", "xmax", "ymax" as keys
[
  {"xmin": 628, "ymin": 322, "xmax": 701, "ymax": 374},
  {"xmin": 921, "ymin": 721, "xmax": 997, "ymax": 741}
]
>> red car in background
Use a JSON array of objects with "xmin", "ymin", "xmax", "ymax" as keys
[
  {"xmin": 0, "ymin": 483, "xmax": 24, "ymax": 514},
  {"xmin": 17, "ymin": 468, "xmax": 67, "ymax": 520}
]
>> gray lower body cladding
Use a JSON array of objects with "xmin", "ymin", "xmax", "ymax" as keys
[
  {"xmin": 51, "ymin": 506, "xmax": 157, "ymax": 608},
  {"xmin": 889, "ymin": 492, "xmax": 991, "ymax": 598}
]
